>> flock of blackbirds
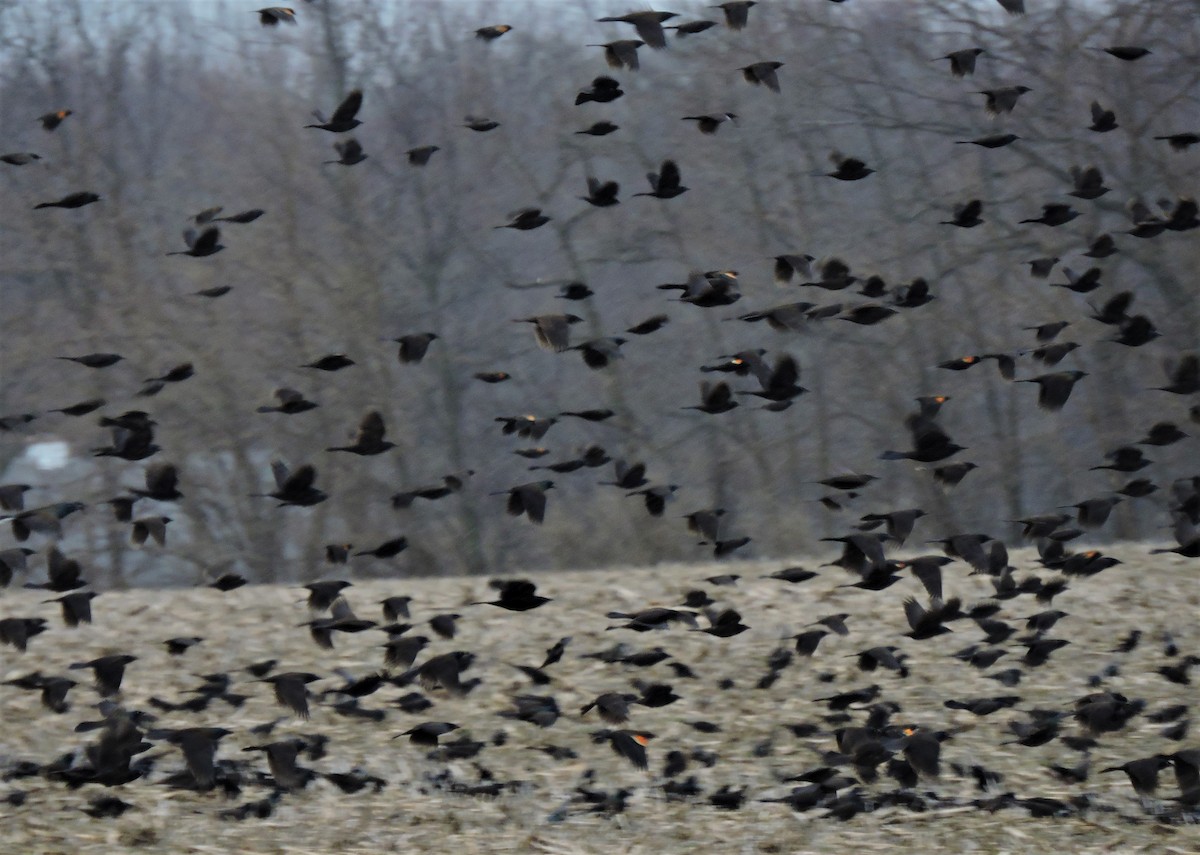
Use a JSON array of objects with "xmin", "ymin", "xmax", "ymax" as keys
[{"xmin": 1, "ymin": 0, "xmax": 1199, "ymax": 836}]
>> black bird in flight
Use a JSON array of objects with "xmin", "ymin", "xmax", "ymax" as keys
[
  {"xmin": 257, "ymin": 461, "xmax": 327, "ymax": 506},
  {"xmin": 936, "ymin": 48, "xmax": 984, "ymax": 77},
  {"xmin": 595, "ymin": 11, "xmax": 677, "ymax": 49},
  {"xmin": 167, "ymin": 227, "xmax": 224, "ymax": 257},
  {"xmin": 475, "ymin": 24, "xmax": 512, "ymax": 40},
  {"xmin": 327, "ymin": 411, "xmax": 395, "ymax": 455},
  {"xmin": 38, "ymin": 109, "xmax": 72, "ymax": 130},
  {"xmin": 740, "ymin": 61, "xmax": 783, "ymax": 92},
  {"xmin": 35, "ymin": 191, "xmax": 100, "ymax": 209},
  {"xmin": 306, "ymin": 89, "xmax": 363, "ymax": 132},
  {"xmin": 575, "ymin": 76, "xmax": 623, "ymax": 105},
  {"xmin": 635, "ymin": 160, "xmax": 688, "ymax": 198}
]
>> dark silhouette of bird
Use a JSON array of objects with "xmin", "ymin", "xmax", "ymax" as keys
[
  {"xmin": 257, "ymin": 387, "xmax": 318, "ymax": 414},
  {"xmin": 685, "ymin": 381, "xmax": 738, "ymax": 414},
  {"xmin": 979, "ymin": 85, "xmax": 1032, "ymax": 115},
  {"xmin": 474, "ymin": 579, "xmax": 550, "ymax": 611},
  {"xmin": 1154, "ymin": 132, "xmax": 1199, "ymax": 151},
  {"xmin": 255, "ymin": 7, "xmax": 297, "ymax": 26},
  {"xmin": 493, "ymin": 481, "xmax": 554, "ymax": 524},
  {"xmin": 257, "ymin": 461, "xmax": 327, "ymax": 506},
  {"xmin": 38, "ymin": 109, "xmax": 72, "ymax": 130},
  {"xmin": 596, "ymin": 11, "xmax": 677, "ymax": 49},
  {"xmin": 70, "ymin": 654, "xmax": 137, "ymax": 697},
  {"xmin": 667, "ymin": 19, "xmax": 717, "ymax": 37},
  {"xmin": 682, "ymin": 113, "xmax": 737, "ymax": 134},
  {"xmin": 589, "ymin": 40, "xmax": 643, "ymax": 70},
  {"xmin": 956, "ymin": 133, "xmax": 1019, "ymax": 148},
  {"xmin": 258, "ymin": 672, "xmax": 321, "ymax": 718},
  {"xmin": 826, "ymin": 154, "xmax": 874, "ymax": 180},
  {"xmin": 406, "ymin": 145, "xmax": 439, "ymax": 165},
  {"xmin": 635, "ymin": 160, "xmax": 688, "ymax": 198},
  {"xmin": 581, "ymin": 177, "xmax": 620, "ymax": 207},
  {"xmin": 35, "ymin": 191, "xmax": 100, "ymax": 210},
  {"xmin": 1020, "ymin": 204, "xmax": 1079, "ymax": 226},
  {"xmin": 475, "ymin": 24, "xmax": 512, "ymax": 40},
  {"xmin": 575, "ymin": 76, "xmax": 623, "ymax": 105},
  {"xmin": 740, "ymin": 61, "xmax": 783, "ymax": 92},
  {"xmin": 1089, "ymin": 101, "xmax": 1118, "ymax": 132},
  {"xmin": 1, "ymin": 152, "xmax": 41, "ymax": 165},
  {"xmin": 301, "ymin": 353, "xmax": 355, "ymax": 371},
  {"xmin": 498, "ymin": 208, "xmax": 550, "ymax": 230},
  {"xmin": 327, "ymin": 411, "xmax": 395, "ymax": 455},
  {"xmin": 1068, "ymin": 165, "xmax": 1109, "ymax": 199},
  {"xmin": 1094, "ymin": 45, "xmax": 1151, "ymax": 61},
  {"xmin": 576, "ymin": 121, "xmax": 619, "ymax": 136},
  {"xmin": 942, "ymin": 199, "xmax": 983, "ymax": 227},
  {"xmin": 325, "ymin": 138, "xmax": 367, "ymax": 165},
  {"xmin": 306, "ymin": 89, "xmax": 363, "ymax": 132},
  {"xmin": 464, "ymin": 115, "xmax": 500, "ymax": 131},
  {"xmin": 167, "ymin": 227, "xmax": 223, "ymax": 257},
  {"xmin": 716, "ymin": 1, "xmax": 756, "ymax": 29},
  {"xmin": 516, "ymin": 314, "xmax": 582, "ymax": 352},
  {"xmin": 937, "ymin": 48, "xmax": 985, "ymax": 77}
]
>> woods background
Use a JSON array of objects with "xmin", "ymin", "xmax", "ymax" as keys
[{"xmin": 0, "ymin": 0, "xmax": 1196, "ymax": 586}]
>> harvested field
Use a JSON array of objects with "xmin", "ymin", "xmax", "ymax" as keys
[{"xmin": 1, "ymin": 546, "xmax": 1197, "ymax": 854}]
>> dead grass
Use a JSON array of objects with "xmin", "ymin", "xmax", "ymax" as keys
[{"xmin": 0, "ymin": 546, "xmax": 1197, "ymax": 854}]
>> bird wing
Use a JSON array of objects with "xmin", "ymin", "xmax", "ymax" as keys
[{"xmin": 331, "ymin": 90, "xmax": 363, "ymax": 124}]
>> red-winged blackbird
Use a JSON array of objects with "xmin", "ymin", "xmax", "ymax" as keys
[
  {"xmin": 255, "ymin": 7, "xmax": 297, "ymax": 26},
  {"xmin": 306, "ymin": 90, "xmax": 362, "ymax": 132},
  {"xmin": 592, "ymin": 729, "xmax": 654, "ymax": 769},
  {"xmin": 937, "ymin": 48, "xmax": 985, "ymax": 77},
  {"xmin": 38, "ymin": 109, "xmax": 72, "ymax": 131},
  {"xmin": 475, "ymin": 24, "xmax": 512, "ymax": 40}
]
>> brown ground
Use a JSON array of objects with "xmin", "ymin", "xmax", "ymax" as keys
[{"xmin": 1, "ymin": 546, "xmax": 1197, "ymax": 854}]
